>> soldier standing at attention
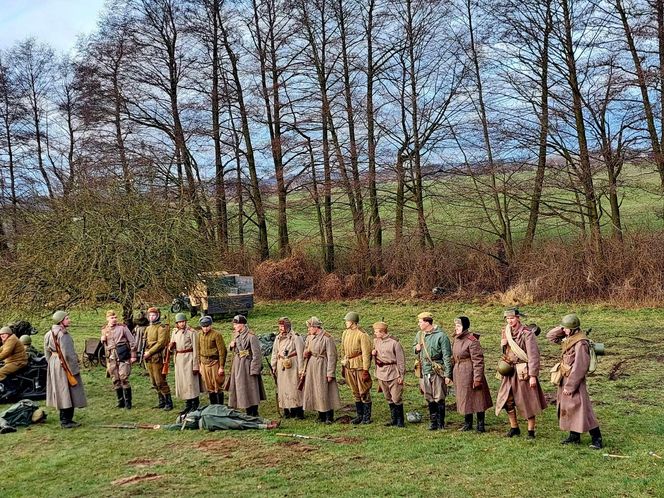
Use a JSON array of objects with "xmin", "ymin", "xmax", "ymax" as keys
[
  {"xmin": 451, "ymin": 316, "xmax": 493, "ymax": 433},
  {"xmin": 371, "ymin": 321, "xmax": 406, "ymax": 428},
  {"xmin": 170, "ymin": 313, "xmax": 203, "ymax": 415},
  {"xmin": 547, "ymin": 314, "xmax": 603, "ymax": 449},
  {"xmin": 227, "ymin": 315, "xmax": 266, "ymax": 416},
  {"xmin": 495, "ymin": 308, "xmax": 547, "ymax": 438},
  {"xmin": 270, "ymin": 317, "xmax": 305, "ymax": 419},
  {"xmin": 101, "ymin": 310, "xmax": 137, "ymax": 409},
  {"xmin": 142, "ymin": 307, "xmax": 173, "ymax": 411},
  {"xmin": 197, "ymin": 315, "xmax": 227, "ymax": 405},
  {"xmin": 300, "ymin": 317, "xmax": 341, "ymax": 424},
  {"xmin": 414, "ymin": 312, "xmax": 452, "ymax": 430},
  {"xmin": 341, "ymin": 311, "xmax": 373, "ymax": 424},
  {"xmin": 44, "ymin": 311, "xmax": 87, "ymax": 428}
]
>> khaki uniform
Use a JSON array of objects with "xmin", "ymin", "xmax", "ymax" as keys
[
  {"xmin": 0, "ymin": 334, "xmax": 28, "ymax": 381},
  {"xmin": 44, "ymin": 325, "xmax": 87, "ymax": 409},
  {"xmin": 341, "ymin": 326, "xmax": 373, "ymax": 402},
  {"xmin": 101, "ymin": 324, "xmax": 136, "ymax": 389},
  {"xmin": 144, "ymin": 322, "xmax": 171, "ymax": 395},
  {"xmin": 227, "ymin": 327, "xmax": 266, "ymax": 410},
  {"xmin": 301, "ymin": 331, "xmax": 341, "ymax": 412},
  {"xmin": 197, "ymin": 327, "xmax": 227, "ymax": 394},
  {"xmin": 171, "ymin": 327, "xmax": 204, "ymax": 400},
  {"xmin": 452, "ymin": 331, "xmax": 493, "ymax": 414},
  {"xmin": 547, "ymin": 327, "xmax": 600, "ymax": 433},
  {"xmin": 495, "ymin": 324, "xmax": 547, "ymax": 418},
  {"xmin": 373, "ymin": 335, "xmax": 405, "ymax": 404},
  {"xmin": 270, "ymin": 332, "xmax": 305, "ymax": 410}
]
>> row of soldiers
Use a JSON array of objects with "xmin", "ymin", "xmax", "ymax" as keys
[{"xmin": 36, "ymin": 306, "xmax": 603, "ymax": 449}]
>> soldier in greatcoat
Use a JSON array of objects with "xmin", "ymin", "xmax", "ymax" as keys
[
  {"xmin": 547, "ymin": 314, "xmax": 603, "ymax": 449},
  {"xmin": 142, "ymin": 307, "xmax": 173, "ymax": 410},
  {"xmin": 495, "ymin": 308, "xmax": 547, "ymax": 438},
  {"xmin": 270, "ymin": 317, "xmax": 305, "ymax": 419},
  {"xmin": 170, "ymin": 313, "xmax": 204, "ymax": 415},
  {"xmin": 44, "ymin": 311, "xmax": 87, "ymax": 428},
  {"xmin": 371, "ymin": 321, "xmax": 406, "ymax": 427},
  {"xmin": 300, "ymin": 317, "xmax": 341, "ymax": 424},
  {"xmin": 197, "ymin": 315, "xmax": 227, "ymax": 405},
  {"xmin": 341, "ymin": 311, "xmax": 373, "ymax": 424},
  {"xmin": 227, "ymin": 315, "xmax": 266, "ymax": 416},
  {"xmin": 413, "ymin": 312, "xmax": 452, "ymax": 430},
  {"xmin": 451, "ymin": 316, "xmax": 493, "ymax": 433},
  {"xmin": 101, "ymin": 310, "xmax": 137, "ymax": 409}
]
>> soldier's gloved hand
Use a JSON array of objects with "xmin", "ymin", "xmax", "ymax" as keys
[
  {"xmin": 473, "ymin": 380, "xmax": 482, "ymax": 390},
  {"xmin": 361, "ymin": 370, "xmax": 371, "ymax": 383},
  {"xmin": 304, "ymin": 350, "xmax": 312, "ymax": 359}
]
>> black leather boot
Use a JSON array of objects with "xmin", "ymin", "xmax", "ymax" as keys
[
  {"xmin": 115, "ymin": 388, "xmax": 125, "ymax": 409},
  {"xmin": 180, "ymin": 399, "xmax": 192, "ymax": 416},
  {"xmin": 352, "ymin": 402, "xmax": 364, "ymax": 425},
  {"xmin": 506, "ymin": 426, "xmax": 521, "ymax": 437},
  {"xmin": 459, "ymin": 413, "xmax": 473, "ymax": 431},
  {"xmin": 362, "ymin": 402, "xmax": 373, "ymax": 424},
  {"xmin": 284, "ymin": 408, "xmax": 292, "ymax": 419},
  {"xmin": 317, "ymin": 411, "xmax": 326, "ymax": 422},
  {"xmin": 395, "ymin": 404, "xmax": 405, "ymax": 428},
  {"xmin": 561, "ymin": 431, "xmax": 581, "ymax": 445},
  {"xmin": 589, "ymin": 427, "xmax": 603, "ymax": 449},
  {"xmin": 295, "ymin": 407, "xmax": 305, "ymax": 420},
  {"xmin": 163, "ymin": 393, "xmax": 173, "ymax": 411},
  {"xmin": 191, "ymin": 397, "xmax": 200, "ymax": 412},
  {"xmin": 153, "ymin": 393, "xmax": 165, "ymax": 409},
  {"xmin": 385, "ymin": 403, "xmax": 396, "ymax": 427},
  {"xmin": 476, "ymin": 411, "xmax": 485, "ymax": 433},
  {"xmin": 218, "ymin": 392, "xmax": 224, "ymax": 405},
  {"xmin": 61, "ymin": 408, "xmax": 80, "ymax": 429},
  {"xmin": 123, "ymin": 388, "xmax": 132, "ymax": 410},
  {"xmin": 428, "ymin": 402, "xmax": 439, "ymax": 430},
  {"xmin": 209, "ymin": 393, "xmax": 217, "ymax": 405},
  {"xmin": 437, "ymin": 401, "xmax": 446, "ymax": 430},
  {"xmin": 325, "ymin": 410, "xmax": 334, "ymax": 424},
  {"xmin": 246, "ymin": 405, "xmax": 259, "ymax": 417}
]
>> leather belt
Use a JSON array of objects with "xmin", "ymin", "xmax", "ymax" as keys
[{"xmin": 176, "ymin": 348, "xmax": 193, "ymax": 354}]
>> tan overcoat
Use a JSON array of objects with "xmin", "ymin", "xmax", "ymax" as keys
[
  {"xmin": 171, "ymin": 326, "xmax": 205, "ymax": 399},
  {"xmin": 302, "ymin": 331, "xmax": 342, "ymax": 412},
  {"xmin": 227, "ymin": 327, "xmax": 266, "ymax": 409},
  {"xmin": 44, "ymin": 325, "xmax": 87, "ymax": 409},
  {"xmin": 270, "ymin": 331, "xmax": 305, "ymax": 409}
]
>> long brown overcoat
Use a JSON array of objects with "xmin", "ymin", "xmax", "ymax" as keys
[
  {"xmin": 546, "ymin": 327, "xmax": 600, "ymax": 433},
  {"xmin": 495, "ymin": 324, "xmax": 547, "ymax": 418},
  {"xmin": 301, "ymin": 331, "xmax": 341, "ymax": 412},
  {"xmin": 44, "ymin": 325, "xmax": 87, "ymax": 409},
  {"xmin": 227, "ymin": 327, "xmax": 266, "ymax": 409},
  {"xmin": 270, "ymin": 331, "xmax": 305, "ymax": 409},
  {"xmin": 172, "ymin": 326, "xmax": 205, "ymax": 399},
  {"xmin": 452, "ymin": 331, "xmax": 493, "ymax": 414}
]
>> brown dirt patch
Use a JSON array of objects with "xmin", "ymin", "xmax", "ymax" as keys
[
  {"xmin": 332, "ymin": 436, "xmax": 363, "ymax": 444},
  {"xmin": 126, "ymin": 458, "xmax": 165, "ymax": 468},
  {"xmin": 278, "ymin": 441, "xmax": 318, "ymax": 453},
  {"xmin": 111, "ymin": 473, "xmax": 162, "ymax": 486}
]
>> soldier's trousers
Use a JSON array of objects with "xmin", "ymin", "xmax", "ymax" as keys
[
  {"xmin": 345, "ymin": 368, "xmax": 372, "ymax": 403},
  {"xmin": 146, "ymin": 361, "xmax": 170, "ymax": 394},
  {"xmin": 108, "ymin": 359, "xmax": 131, "ymax": 389},
  {"xmin": 0, "ymin": 362, "xmax": 26, "ymax": 381},
  {"xmin": 200, "ymin": 360, "xmax": 224, "ymax": 393},
  {"xmin": 378, "ymin": 379, "xmax": 403, "ymax": 404},
  {"xmin": 420, "ymin": 373, "xmax": 447, "ymax": 402}
]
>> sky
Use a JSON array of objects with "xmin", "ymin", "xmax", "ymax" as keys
[{"xmin": 0, "ymin": 0, "xmax": 107, "ymax": 53}]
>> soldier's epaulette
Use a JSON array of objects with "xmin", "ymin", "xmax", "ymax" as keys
[
  {"xmin": 468, "ymin": 334, "xmax": 478, "ymax": 341},
  {"xmin": 323, "ymin": 332, "xmax": 332, "ymax": 338}
]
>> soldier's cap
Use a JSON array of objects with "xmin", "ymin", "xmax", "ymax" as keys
[
  {"xmin": 306, "ymin": 316, "xmax": 323, "ymax": 328},
  {"xmin": 106, "ymin": 309, "xmax": 117, "ymax": 318},
  {"xmin": 199, "ymin": 316, "xmax": 213, "ymax": 327},
  {"xmin": 417, "ymin": 311, "xmax": 434, "ymax": 321},
  {"xmin": 232, "ymin": 315, "xmax": 247, "ymax": 325},
  {"xmin": 503, "ymin": 307, "xmax": 524, "ymax": 318},
  {"xmin": 147, "ymin": 306, "xmax": 160, "ymax": 314},
  {"xmin": 0, "ymin": 326, "xmax": 13, "ymax": 336},
  {"xmin": 277, "ymin": 316, "xmax": 291, "ymax": 325},
  {"xmin": 372, "ymin": 321, "xmax": 388, "ymax": 333}
]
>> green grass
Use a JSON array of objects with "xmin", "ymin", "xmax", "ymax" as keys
[{"xmin": 3, "ymin": 300, "xmax": 664, "ymax": 497}]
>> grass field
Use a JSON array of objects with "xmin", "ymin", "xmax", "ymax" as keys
[{"xmin": 3, "ymin": 300, "xmax": 663, "ymax": 497}]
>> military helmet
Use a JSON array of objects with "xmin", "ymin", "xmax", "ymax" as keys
[
  {"xmin": 0, "ymin": 326, "xmax": 12, "ymax": 336},
  {"xmin": 497, "ymin": 359, "xmax": 514, "ymax": 376},
  {"xmin": 175, "ymin": 313, "xmax": 187, "ymax": 323},
  {"xmin": 406, "ymin": 411, "xmax": 422, "ymax": 423},
  {"xmin": 561, "ymin": 314, "xmax": 581, "ymax": 330},
  {"xmin": 52, "ymin": 310, "xmax": 68, "ymax": 324},
  {"xmin": 19, "ymin": 335, "xmax": 32, "ymax": 346},
  {"xmin": 344, "ymin": 311, "xmax": 360, "ymax": 323}
]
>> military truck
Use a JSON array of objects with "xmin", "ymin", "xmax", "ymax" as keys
[{"xmin": 171, "ymin": 272, "xmax": 254, "ymax": 318}]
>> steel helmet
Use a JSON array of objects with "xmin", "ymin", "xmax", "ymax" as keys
[
  {"xmin": 175, "ymin": 313, "xmax": 187, "ymax": 323},
  {"xmin": 19, "ymin": 335, "xmax": 32, "ymax": 346},
  {"xmin": 561, "ymin": 314, "xmax": 581, "ymax": 330},
  {"xmin": 497, "ymin": 359, "xmax": 514, "ymax": 376},
  {"xmin": 344, "ymin": 311, "xmax": 360, "ymax": 323},
  {"xmin": 52, "ymin": 310, "xmax": 68, "ymax": 324}
]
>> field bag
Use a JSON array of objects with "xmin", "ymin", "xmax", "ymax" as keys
[{"xmin": 116, "ymin": 342, "xmax": 131, "ymax": 362}]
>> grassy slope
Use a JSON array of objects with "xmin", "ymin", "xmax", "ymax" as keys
[{"xmin": 3, "ymin": 301, "xmax": 663, "ymax": 497}]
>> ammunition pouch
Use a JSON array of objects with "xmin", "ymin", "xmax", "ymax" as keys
[{"xmin": 515, "ymin": 362, "xmax": 529, "ymax": 381}]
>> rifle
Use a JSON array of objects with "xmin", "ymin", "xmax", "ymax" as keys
[
  {"xmin": 162, "ymin": 344, "xmax": 172, "ymax": 375},
  {"xmin": 297, "ymin": 348, "xmax": 310, "ymax": 391},
  {"xmin": 100, "ymin": 423, "xmax": 161, "ymax": 430},
  {"xmin": 53, "ymin": 333, "xmax": 78, "ymax": 387}
]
